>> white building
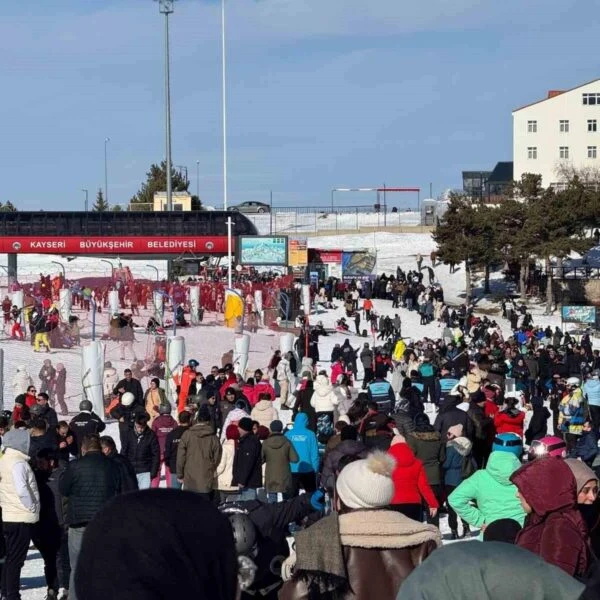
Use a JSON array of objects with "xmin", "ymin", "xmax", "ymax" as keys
[{"xmin": 513, "ymin": 78, "xmax": 600, "ymax": 188}]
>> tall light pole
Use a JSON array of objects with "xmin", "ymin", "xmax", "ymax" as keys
[
  {"xmin": 221, "ymin": 0, "xmax": 228, "ymax": 212},
  {"xmin": 82, "ymin": 189, "xmax": 89, "ymax": 212},
  {"xmin": 104, "ymin": 137, "xmax": 110, "ymax": 205},
  {"xmin": 196, "ymin": 160, "xmax": 200, "ymax": 199},
  {"xmin": 156, "ymin": 0, "xmax": 175, "ymax": 212}
]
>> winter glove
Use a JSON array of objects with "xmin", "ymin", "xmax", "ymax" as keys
[{"xmin": 310, "ymin": 489, "xmax": 326, "ymax": 512}]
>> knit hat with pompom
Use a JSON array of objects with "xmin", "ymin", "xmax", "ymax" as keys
[{"xmin": 336, "ymin": 451, "xmax": 396, "ymax": 509}]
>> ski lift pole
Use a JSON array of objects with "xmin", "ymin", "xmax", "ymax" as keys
[
  {"xmin": 90, "ymin": 298, "xmax": 96, "ymax": 341},
  {"xmin": 158, "ymin": 291, "xmax": 176, "ymax": 335}
]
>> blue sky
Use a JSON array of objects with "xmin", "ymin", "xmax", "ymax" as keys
[{"xmin": 0, "ymin": 0, "xmax": 598, "ymax": 211}]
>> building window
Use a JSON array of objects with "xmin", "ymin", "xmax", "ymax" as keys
[
  {"xmin": 588, "ymin": 119, "xmax": 597, "ymax": 132},
  {"xmin": 527, "ymin": 120, "xmax": 537, "ymax": 133},
  {"xmin": 559, "ymin": 120, "xmax": 569, "ymax": 132},
  {"xmin": 527, "ymin": 147, "xmax": 537, "ymax": 159},
  {"xmin": 588, "ymin": 146, "xmax": 597, "ymax": 159},
  {"xmin": 559, "ymin": 146, "xmax": 569, "ymax": 159},
  {"xmin": 583, "ymin": 93, "xmax": 600, "ymax": 105}
]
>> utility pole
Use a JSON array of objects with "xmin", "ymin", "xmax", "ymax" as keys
[{"xmin": 82, "ymin": 189, "xmax": 89, "ymax": 212}]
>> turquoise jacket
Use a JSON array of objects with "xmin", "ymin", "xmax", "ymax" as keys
[{"xmin": 448, "ymin": 451, "xmax": 526, "ymax": 528}]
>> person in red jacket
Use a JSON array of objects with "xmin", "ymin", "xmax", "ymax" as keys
[
  {"xmin": 177, "ymin": 359, "xmax": 199, "ymax": 413},
  {"xmin": 494, "ymin": 396, "xmax": 526, "ymax": 437},
  {"xmin": 388, "ymin": 437, "xmax": 439, "ymax": 522},
  {"xmin": 511, "ymin": 456, "xmax": 591, "ymax": 577}
]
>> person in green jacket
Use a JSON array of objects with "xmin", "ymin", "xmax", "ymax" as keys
[{"xmin": 448, "ymin": 451, "xmax": 526, "ymax": 535}]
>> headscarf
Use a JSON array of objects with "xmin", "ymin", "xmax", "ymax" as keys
[{"xmin": 76, "ymin": 489, "xmax": 238, "ymax": 600}]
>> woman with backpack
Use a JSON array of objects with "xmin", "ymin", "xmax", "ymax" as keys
[{"xmin": 442, "ymin": 424, "xmax": 474, "ymax": 539}]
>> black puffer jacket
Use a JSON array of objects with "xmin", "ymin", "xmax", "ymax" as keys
[
  {"xmin": 121, "ymin": 426, "xmax": 160, "ymax": 478},
  {"xmin": 59, "ymin": 451, "xmax": 121, "ymax": 527},
  {"xmin": 69, "ymin": 411, "xmax": 106, "ymax": 455},
  {"xmin": 433, "ymin": 398, "xmax": 474, "ymax": 441}
]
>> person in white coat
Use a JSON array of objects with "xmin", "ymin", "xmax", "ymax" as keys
[
  {"xmin": 311, "ymin": 374, "xmax": 339, "ymax": 450},
  {"xmin": 251, "ymin": 393, "xmax": 279, "ymax": 429},
  {"xmin": 11, "ymin": 365, "xmax": 33, "ymax": 399},
  {"xmin": 216, "ymin": 424, "xmax": 239, "ymax": 502},
  {"xmin": 276, "ymin": 356, "xmax": 294, "ymax": 408},
  {"xmin": 102, "ymin": 361, "xmax": 118, "ymax": 402},
  {"xmin": 0, "ymin": 429, "xmax": 40, "ymax": 600}
]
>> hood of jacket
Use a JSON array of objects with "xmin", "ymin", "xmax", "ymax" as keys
[
  {"xmin": 388, "ymin": 442, "xmax": 417, "ymax": 468},
  {"xmin": 314, "ymin": 374, "xmax": 334, "ymax": 397},
  {"xmin": 410, "ymin": 431, "xmax": 441, "ymax": 442},
  {"xmin": 253, "ymin": 399, "xmax": 274, "ymax": 413},
  {"xmin": 447, "ymin": 437, "xmax": 472, "ymax": 456},
  {"xmin": 510, "ymin": 456, "xmax": 577, "ymax": 518},
  {"xmin": 292, "ymin": 413, "xmax": 309, "ymax": 430},
  {"xmin": 263, "ymin": 433, "xmax": 288, "ymax": 450},
  {"xmin": 585, "ymin": 379, "xmax": 600, "ymax": 393},
  {"xmin": 188, "ymin": 422, "xmax": 216, "ymax": 439},
  {"xmin": 3, "ymin": 428, "xmax": 31, "ymax": 456},
  {"xmin": 485, "ymin": 451, "xmax": 522, "ymax": 485}
]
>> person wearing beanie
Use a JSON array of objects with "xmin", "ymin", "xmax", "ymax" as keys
[
  {"xmin": 75, "ymin": 490, "xmax": 239, "ymax": 600},
  {"xmin": 321, "ymin": 425, "xmax": 368, "ymax": 495},
  {"xmin": 164, "ymin": 411, "xmax": 192, "ymax": 490},
  {"xmin": 443, "ymin": 424, "xmax": 474, "ymax": 539},
  {"xmin": 482, "ymin": 518, "xmax": 522, "ymax": 544},
  {"xmin": 0, "ymin": 428, "xmax": 40, "ymax": 600},
  {"xmin": 176, "ymin": 406, "xmax": 222, "ymax": 499},
  {"xmin": 261, "ymin": 421, "xmax": 299, "ymax": 502},
  {"xmin": 565, "ymin": 458, "xmax": 600, "ymax": 558},
  {"xmin": 232, "ymin": 418, "xmax": 263, "ymax": 500},
  {"xmin": 511, "ymin": 456, "xmax": 591, "ymax": 577},
  {"xmin": 280, "ymin": 452, "xmax": 441, "ymax": 600},
  {"xmin": 396, "ymin": 542, "xmax": 585, "ymax": 600},
  {"xmin": 448, "ymin": 451, "xmax": 525, "ymax": 539},
  {"xmin": 216, "ymin": 424, "xmax": 241, "ymax": 502}
]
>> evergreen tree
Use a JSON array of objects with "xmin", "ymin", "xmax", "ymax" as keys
[
  {"xmin": 92, "ymin": 188, "xmax": 109, "ymax": 212},
  {"xmin": 130, "ymin": 161, "xmax": 202, "ymax": 211},
  {"xmin": 0, "ymin": 201, "xmax": 17, "ymax": 212}
]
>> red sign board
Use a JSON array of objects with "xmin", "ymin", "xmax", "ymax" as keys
[
  {"xmin": 0, "ymin": 236, "xmax": 229, "ymax": 255},
  {"xmin": 309, "ymin": 249, "xmax": 342, "ymax": 263}
]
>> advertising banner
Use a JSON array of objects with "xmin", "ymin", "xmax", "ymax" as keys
[
  {"xmin": 309, "ymin": 249, "xmax": 342, "ymax": 264},
  {"xmin": 289, "ymin": 237, "xmax": 308, "ymax": 267},
  {"xmin": 342, "ymin": 250, "xmax": 377, "ymax": 281},
  {"xmin": 0, "ymin": 236, "xmax": 228, "ymax": 254},
  {"xmin": 238, "ymin": 236, "xmax": 288, "ymax": 266},
  {"xmin": 561, "ymin": 305, "xmax": 597, "ymax": 324}
]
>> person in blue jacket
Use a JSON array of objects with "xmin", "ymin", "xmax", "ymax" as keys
[
  {"xmin": 569, "ymin": 420, "xmax": 599, "ymax": 467},
  {"xmin": 367, "ymin": 377, "xmax": 395, "ymax": 414},
  {"xmin": 285, "ymin": 413, "xmax": 319, "ymax": 495},
  {"xmin": 584, "ymin": 370, "xmax": 600, "ymax": 431}
]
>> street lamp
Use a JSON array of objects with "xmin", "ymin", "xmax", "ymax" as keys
[
  {"xmin": 104, "ymin": 137, "xmax": 110, "ymax": 205},
  {"xmin": 196, "ymin": 160, "xmax": 200, "ymax": 199},
  {"xmin": 156, "ymin": 0, "xmax": 175, "ymax": 212},
  {"xmin": 81, "ymin": 189, "xmax": 89, "ymax": 212},
  {"xmin": 146, "ymin": 264, "xmax": 160, "ymax": 282},
  {"xmin": 100, "ymin": 259, "xmax": 114, "ymax": 279},
  {"xmin": 221, "ymin": 0, "xmax": 228, "ymax": 211}
]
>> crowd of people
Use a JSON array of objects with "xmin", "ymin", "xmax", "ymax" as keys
[{"xmin": 0, "ymin": 259, "xmax": 600, "ymax": 600}]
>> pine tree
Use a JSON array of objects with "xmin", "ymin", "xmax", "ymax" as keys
[
  {"xmin": 92, "ymin": 188, "xmax": 109, "ymax": 212},
  {"xmin": 130, "ymin": 161, "xmax": 202, "ymax": 211},
  {"xmin": 0, "ymin": 201, "xmax": 17, "ymax": 212}
]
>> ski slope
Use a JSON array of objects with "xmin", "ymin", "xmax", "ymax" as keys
[{"xmin": 3, "ymin": 230, "xmax": 590, "ymax": 598}]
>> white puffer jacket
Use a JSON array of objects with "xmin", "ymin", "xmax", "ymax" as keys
[
  {"xmin": 103, "ymin": 367, "xmax": 118, "ymax": 397},
  {"xmin": 310, "ymin": 374, "xmax": 338, "ymax": 413},
  {"xmin": 216, "ymin": 440, "xmax": 236, "ymax": 491},
  {"xmin": 11, "ymin": 366, "xmax": 33, "ymax": 398}
]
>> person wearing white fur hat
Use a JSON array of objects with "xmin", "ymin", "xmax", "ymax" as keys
[{"xmin": 279, "ymin": 452, "xmax": 442, "ymax": 600}]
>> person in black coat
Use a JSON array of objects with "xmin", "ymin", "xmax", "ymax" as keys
[
  {"xmin": 55, "ymin": 421, "xmax": 78, "ymax": 466},
  {"xmin": 36, "ymin": 393, "xmax": 58, "ymax": 431},
  {"xmin": 59, "ymin": 433, "xmax": 122, "ymax": 598},
  {"xmin": 120, "ymin": 414, "xmax": 160, "ymax": 490},
  {"xmin": 524, "ymin": 397, "xmax": 551, "ymax": 444},
  {"xmin": 232, "ymin": 418, "xmax": 262, "ymax": 499},
  {"xmin": 433, "ymin": 394, "xmax": 474, "ymax": 441},
  {"xmin": 100, "ymin": 435, "xmax": 139, "ymax": 493},
  {"xmin": 113, "ymin": 369, "xmax": 144, "ymax": 407},
  {"xmin": 164, "ymin": 411, "xmax": 192, "ymax": 489},
  {"xmin": 28, "ymin": 417, "xmax": 58, "ymax": 459},
  {"xmin": 69, "ymin": 400, "xmax": 106, "ymax": 456}
]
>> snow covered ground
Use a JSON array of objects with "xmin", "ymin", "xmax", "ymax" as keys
[{"xmin": 2, "ymin": 230, "xmax": 595, "ymax": 598}]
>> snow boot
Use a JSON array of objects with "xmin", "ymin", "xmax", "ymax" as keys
[
  {"xmin": 450, "ymin": 529, "xmax": 459, "ymax": 540},
  {"xmin": 461, "ymin": 523, "xmax": 471, "ymax": 538}
]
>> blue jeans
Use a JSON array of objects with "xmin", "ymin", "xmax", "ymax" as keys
[
  {"xmin": 238, "ymin": 488, "xmax": 257, "ymax": 501},
  {"xmin": 137, "ymin": 472, "xmax": 151, "ymax": 490},
  {"xmin": 170, "ymin": 477, "xmax": 182, "ymax": 490}
]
